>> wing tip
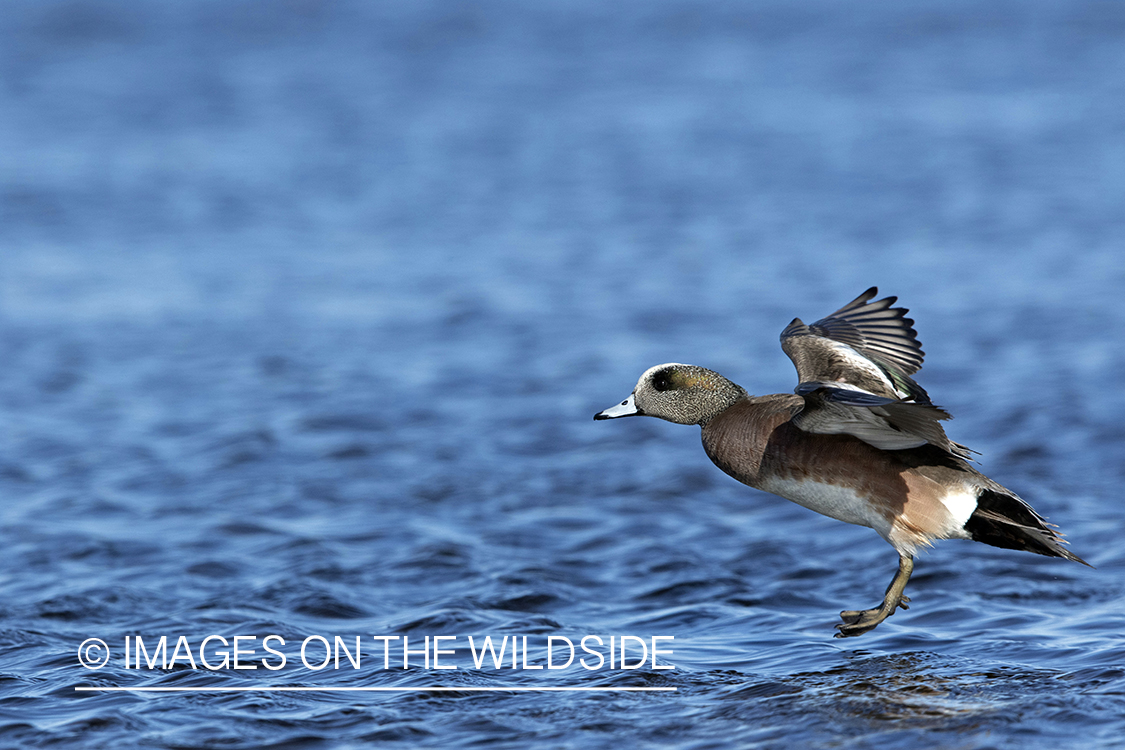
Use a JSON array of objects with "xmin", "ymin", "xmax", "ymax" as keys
[{"xmin": 780, "ymin": 317, "xmax": 807, "ymax": 340}]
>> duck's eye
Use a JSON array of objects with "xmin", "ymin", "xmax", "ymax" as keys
[{"xmin": 652, "ymin": 371, "xmax": 674, "ymax": 392}]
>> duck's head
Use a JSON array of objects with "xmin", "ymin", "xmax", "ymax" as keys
[{"xmin": 594, "ymin": 363, "xmax": 747, "ymax": 426}]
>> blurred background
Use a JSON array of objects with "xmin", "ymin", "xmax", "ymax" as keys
[{"xmin": 1, "ymin": 1, "xmax": 1123, "ymax": 748}]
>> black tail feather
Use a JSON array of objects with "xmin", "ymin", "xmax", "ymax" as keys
[{"xmin": 965, "ymin": 489, "xmax": 1090, "ymax": 567}]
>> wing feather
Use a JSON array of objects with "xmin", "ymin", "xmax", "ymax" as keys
[{"xmin": 780, "ymin": 288, "xmax": 973, "ymax": 459}]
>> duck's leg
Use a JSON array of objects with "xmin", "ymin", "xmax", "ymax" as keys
[{"xmin": 834, "ymin": 554, "xmax": 914, "ymax": 638}]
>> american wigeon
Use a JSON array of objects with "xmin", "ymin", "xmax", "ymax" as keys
[{"xmin": 595, "ymin": 287, "xmax": 1087, "ymax": 637}]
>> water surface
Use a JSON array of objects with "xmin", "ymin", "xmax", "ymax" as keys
[{"xmin": 1, "ymin": 1, "xmax": 1124, "ymax": 747}]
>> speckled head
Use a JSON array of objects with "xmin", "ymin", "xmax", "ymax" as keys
[{"xmin": 594, "ymin": 363, "xmax": 748, "ymax": 426}]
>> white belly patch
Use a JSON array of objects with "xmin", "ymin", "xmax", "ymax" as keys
[{"xmin": 760, "ymin": 477, "xmax": 893, "ymax": 538}]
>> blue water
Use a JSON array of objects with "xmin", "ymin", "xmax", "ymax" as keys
[{"xmin": 2, "ymin": 1, "xmax": 1124, "ymax": 747}]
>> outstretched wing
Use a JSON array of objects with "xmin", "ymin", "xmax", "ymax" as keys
[
  {"xmin": 780, "ymin": 288, "xmax": 973, "ymax": 459},
  {"xmin": 781, "ymin": 287, "xmax": 927, "ymax": 401}
]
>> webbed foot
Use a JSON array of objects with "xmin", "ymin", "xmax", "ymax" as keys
[
  {"xmin": 832, "ymin": 555, "xmax": 914, "ymax": 638},
  {"xmin": 840, "ymin": 595, "xmax": 910, "ymax": 622}
]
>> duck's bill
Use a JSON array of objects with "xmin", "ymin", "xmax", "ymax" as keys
[{"xmin": 594, "ymin": 393, "xmax": 642, "ymax": 420}]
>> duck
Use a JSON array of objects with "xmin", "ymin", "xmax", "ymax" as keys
[{"xmin": 594, "ymin": 287, "xmax": 1087, "ymax": 637}]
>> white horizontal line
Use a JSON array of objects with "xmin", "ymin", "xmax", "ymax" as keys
[{"xmin": 75, "ymin": 686, "xmax": 675, "ymax": 693}]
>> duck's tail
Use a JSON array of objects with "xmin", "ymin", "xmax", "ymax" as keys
[{"xmin": 964, "ymin": 488, "xmax": 1091, "ymax": 567}]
